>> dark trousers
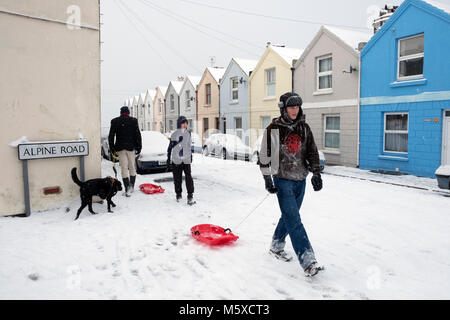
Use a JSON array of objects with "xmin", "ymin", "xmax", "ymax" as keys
[{"xmin": 173, "ymin": 163, "xmax": 194, "ymax": 196}]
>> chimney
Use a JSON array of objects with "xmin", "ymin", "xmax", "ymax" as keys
[
  {"xmin": 373, "ymin": 5, "xmax": 398, "ymax": 34},
  {"xmin": 266, "ymin": 41, "xmax": 271, "ymax": 47},
  {"xmin": 358, "ymin": 42, "xmax": 367, "ymax": 51}
]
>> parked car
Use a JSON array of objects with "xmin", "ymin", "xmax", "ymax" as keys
[
  {"xmin": 251, "ymin": 134, "xmax": 326, "ymax": 172},
  {"xmin": 101, "ymin": 127, "xmax": 119, "ymax": 161},
  {"xmin": 135, "ymin": 131, "xmax": 171, "ymax": 174},
  {"xmin": 202, "ymin": 133, "xmax": 251, "ymax": 161},
  {"xmin": 191, "ymin": 132, "xmax": 202, "ymax": 153}
]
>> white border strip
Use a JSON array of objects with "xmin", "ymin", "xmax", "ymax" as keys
[
  {"xmin": 0, "ymin": 7, "xmax": 99, "ymax": 31},
  {"xmin": 361, "ymin": 91, "xmax": 450, "ymax": 105},
  {"xmin": 302, "ymin": 98, "xmax": 358, "ymax": 109}
]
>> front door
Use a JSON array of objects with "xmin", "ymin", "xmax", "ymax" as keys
[{"xmin": 443, "ymin": 110, "xmax": 450, "ymax": 165}]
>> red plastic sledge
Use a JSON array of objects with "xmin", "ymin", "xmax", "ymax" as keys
[
  {"xmin": 139, "ymin": 183, "xmax": 165, "ymax": 194},
  {"xmin": 190, "ymin": 224, "xmax": 239, "ymax": 246}
]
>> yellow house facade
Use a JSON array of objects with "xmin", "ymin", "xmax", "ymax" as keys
[{"xmin": 249, "ymin": 45, "xmax": 303, "ymax": 146}]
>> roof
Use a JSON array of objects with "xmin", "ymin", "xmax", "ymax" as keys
[
  {"xmin": 157, "ymin": 86, "xmax": 168, "ymax": 96},
  {"xmin": 207, "ymin": 67, "xmax": 226, "ymax": 83},
  {"xmin": 233, "ymin": 58, "xmax": 259, "ymax": 75},
  {"xmin": 323, "ymin": 25, "xmax": 372, "ymax": 51},
  {"xmin": 186, "ymin": 75, "xmax": 201, "ymax": 88},
  {"xmin": 145, "ymin": 89, "xmax": 156, "ymax": 101},
  {"xmin": 169, "ymin": 80, "xmax": 184, "ymax": 95},
  {"xmin": 426, "ymin": 0, "xmax": 450, "ymax": 14},
  {"xmin": 362, "ymin": 0, "xmax": 450, "ymax": 57},
  {"xmin": 270, "ymin": 46, "xmax": 303, "ymax": 65}
]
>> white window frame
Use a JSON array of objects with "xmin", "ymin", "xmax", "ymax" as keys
[
  {"xmin": 234, "ymin": 117, "xmax": 243, "ymax": 139},
  {"xmin": 230, "ymin": 77, "xmax": 239, "ymax": 102},
  {"xmin": 383, "ymin": 112, "xmax": 409, "ymax": 154},
  {"xmin": 316, "ymin": 55, "xmax": 333, "ymax": 92},
  {"xmin": 397, "ymin": 34, "xmax": 424, "ymax": 81},
  {"xmin": 323, "ymin": 114, "xmax": 340, "ymax": 150},
  {"xmin": 265, "ymin": 68, "xmax": 276, "ymax": 98}
]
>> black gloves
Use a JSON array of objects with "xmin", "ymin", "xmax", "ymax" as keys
[
  {"xmin": 263, "ymin": 175, "xmax": 278, "ymax": 194},
  {"xmin": 311, "ymin": 173, "xmax": 323, "ymax": 191},
  {"xmin": 135, "ymin": 149, "xmax": 141, "ymax": 155}
]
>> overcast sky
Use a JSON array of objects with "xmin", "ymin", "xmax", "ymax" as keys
[{"xmin": 100, "ymin": 0, "xmax": 406, "ymax": 127}]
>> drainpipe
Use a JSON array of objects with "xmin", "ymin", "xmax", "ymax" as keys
[
  {"xmin": 291, "ymin": 66, "xmax": 295, "ymax": 92},
  {"xmin": 356, "ymin": 55, "xmax": 361, "ymax": 168}
]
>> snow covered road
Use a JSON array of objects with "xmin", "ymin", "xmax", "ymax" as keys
[{"xmin": 1, "ymin": 154, "xmax": 449, "ymax": 299}]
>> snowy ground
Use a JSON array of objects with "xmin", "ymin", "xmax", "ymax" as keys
[{"xmin": 1, "ymin": 154, "xmax": 449, "ymax": 300}]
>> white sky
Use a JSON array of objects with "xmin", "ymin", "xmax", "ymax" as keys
[{"xmin": 100, "ymin": 0, "xmax": 407, "ymax": 126}]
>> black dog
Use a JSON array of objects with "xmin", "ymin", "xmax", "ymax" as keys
[{"xmin": 71, "ymin": 167, "xmax": 122, "ymax": 220}]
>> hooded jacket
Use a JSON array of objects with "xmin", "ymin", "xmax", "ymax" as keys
[
  {"xmin": 258, "ymin": 116, "xmax": 321, "ymax": 181},
  {"xmin": 167, "ymin": 116, "xmax": 192, "ymax": 164}
]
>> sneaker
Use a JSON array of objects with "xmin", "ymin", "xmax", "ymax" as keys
[
  {"xmin": 304, "ymin": 262, "xmax": 324, "ymax": 277},
  {"xmin": 269, "ymin": 249, "xmax": 292, "ymax": 262},
  {"xmin": 187, "ymin": 195, "xmax": 196, "ymax": 206}
]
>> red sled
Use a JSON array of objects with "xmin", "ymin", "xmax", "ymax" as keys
[
  {"xmin": 190, "ymin": 224, "xmax": 239, "ymax": 246},
  {"xmin": 139, "ymin": 183, "xmax": 165, "ymax": 194}
]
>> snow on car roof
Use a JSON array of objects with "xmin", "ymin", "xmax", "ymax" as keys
[{"xmin": 324, "ymin": 25, "xmax": 373, "ymax": 51}]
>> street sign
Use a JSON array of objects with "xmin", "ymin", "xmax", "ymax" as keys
[{"xmin": 18, "ymin": 140, "xmax": 89, "ymax": 160}]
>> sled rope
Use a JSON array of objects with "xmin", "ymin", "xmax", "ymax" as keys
[{"xmin": 234, "ymin": 193, "xmax": 270, "ymax": 230}]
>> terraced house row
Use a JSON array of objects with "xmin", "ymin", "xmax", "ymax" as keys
[{"xmin": 124, "ymin": 0, "xmax": 449, "ymax": 178}]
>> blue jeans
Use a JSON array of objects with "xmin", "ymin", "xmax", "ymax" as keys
[{"xmin": 271, "ymin": 177, "xmax": 316, "ymax": 270}]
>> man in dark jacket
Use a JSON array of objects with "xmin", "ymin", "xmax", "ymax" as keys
[
  {"xmin": 258, "ymin": 92, "xmax": 323, "ymax": 277},
  {"xmin": 108, "ymin": 106, "xmax": 142, "ymax": 197},
  {"xmin": 167, "ymin": 116, "xmax": 195, "ymax": 205}
]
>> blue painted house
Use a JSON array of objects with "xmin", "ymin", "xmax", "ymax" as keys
[
  {"xmin": 219, "ymin": 58, "xmax": 258, "ymax": 146},
  {"xmin": 359, "ymin": 0, "xmax": 450, "ymax": 178}
]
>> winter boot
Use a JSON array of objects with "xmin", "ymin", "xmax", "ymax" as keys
[
  {"xmin": 176, "ymin": 194, "xmax": 182, "ymax": 202},
  {"xmin": 269, "ymin": 249, "xmax": 292, "ymax": 262},
  {"xmin": 129, "ymin": 175, "xmax": 136, "ymax": 194},
  {"xmin": 304, "ymin": 262, "xmax": 324, "ymax": 277},
  {"xmin": 122, "ymin": 177, "xmax": 131, "ymax": 197},
  {"xmin": 187, "ymin": 194, "xmax": 196, "ymax": 206}
]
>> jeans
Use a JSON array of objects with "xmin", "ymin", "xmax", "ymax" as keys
[{"xmin": 271, "ymin": 177, "xmax": 316, "ymax": 270}]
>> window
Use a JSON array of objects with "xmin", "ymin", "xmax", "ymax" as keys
[
  {"xmin": 261, "ymin": 116, "xmax": 271, "ymax": 129},
  {"xmin": 324, "ymin": 115, "xmax": 340, "ymax": 149},
  {"xmin": 235, "ymin": 117, "xmax": 243, "ymax": 139},
  {"xmin": 169, "ymin": 120, "xmax": 174, "ymax": 131},
  {"xmin": 147, "ymin": 122, "xmax": 150, "ymax": 130},
  {"xmin": 148, "ymin": 104, "xmax": 151, "ymax": 115},
  {"xmin": 398, "ymin": 34, "xmax": 424, "ymax": 80},
  {"xmin": 158, "ymin": 99, "xmax": 163, "ymax": 113},
  {"xmin": 159, "ymin": 121, "xmax": 163, "ymax": 133},
  {"xmin": 317, "ymin": 56, "xmax": 332, "ymax": 90},
  {"xmin": 185, "ymin": 90, "xmax": 191, "ymax": 109},
  {"xmin": 265, "ymin": 68, "xmax": 276, "ymax": 97},
  {"xmin": 205, "ymin": 84, "xmax": 211, "ymax": 105},
  {"xmin": 170, "ymin": 94, "xmax": 175, "ymax": 111},
  {"xmin": 384, "ymin": 113, "xmax": 408, "ymax": 153},
  {"xmin": 231, "ymin": 77, "xmax": 239, "ymax": 101},
  {"xmin": 203, "ymin": 118, "xmax": 209, "ymax": 134},
  {"xmin": 215, "ymin": 117, "xmax": 220, "ymax": 130}
]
